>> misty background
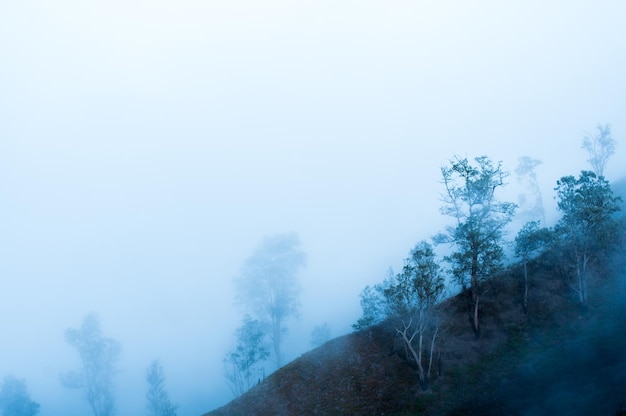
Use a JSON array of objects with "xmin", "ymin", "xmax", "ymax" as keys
[{"xmin": 1, "ymin": 1, "xmax": 625, "ymax": 415}]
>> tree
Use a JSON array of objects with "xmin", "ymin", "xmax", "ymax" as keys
[
  {"xmin": 514, "ymin": 220, "xmax": 552, "ymax": 313},
  {"xmin": 386, "ymin": 241, "xmax": 445, "ymax": 390},
  {"xmin": 554, "ymin": 171, "xmax": 622, "ymax": 308},
  {"xmin": 61, "ymin": 313, "xmax": 120, "ymax": 416},
  {"xmin": 145, "ymin": 361, "xmax": 177, "ymax": 416},
  {"xmin": 435, "ymin": 156, "xmax": 517, "ymax": 338},
  {"xmin": 581, "ymin": 124, "xmax": 616, "ymax": 177},
  {"xmin": 234, "ymin": 232, "xmax": 306, "ymax": 368},
  {"xmin": 354, "ymin": 242, "xmax": 445, "ymax": 390},
  {"xmin": 515, "ymin": 156, "xmax": 545, "ymax": 224},
  {"xmin": 0, "ymin": 375, "xmax": 40, "ymax": 416},
  {"xmin": 223, "ymin": 316, "xmax": 270, "ymax": 397},
  {"xmin": 352, "ymin": 268, "xmax": 392, "ymax": 333},
  {"xmin": 310, "ymin": 322, "xmax": 331, "ymax": 347}
]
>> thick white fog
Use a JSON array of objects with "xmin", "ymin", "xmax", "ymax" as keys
[{"xmin": 1, "ymin": 1, "xmax": 625, "ymax": 415}]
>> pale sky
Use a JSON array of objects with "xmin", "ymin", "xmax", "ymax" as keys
[{"xmin": 1, "ymin": 1, "xmax": 625, "ymax": 414}]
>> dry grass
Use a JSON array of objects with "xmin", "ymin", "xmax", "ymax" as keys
[{"xmin": 204, "ymin": 248, "xmax": 626, "ymax": 416}]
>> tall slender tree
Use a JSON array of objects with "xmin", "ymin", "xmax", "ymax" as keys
[
  {"xmin": 435, "ymin": 156, "xmax": 516, "ymax": 339},
  {"xmin": 515, "ymin": 156, "xmax": 545, "ymax": 224},
  {"xmin": 234, "ymin": 233, "xmax": 306, "ymax": 368},
  {"xmin": 145, "ymin": 361, "xmax": 177, "ymax": 416}
]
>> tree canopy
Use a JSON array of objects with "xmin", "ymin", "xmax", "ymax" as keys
[
  {"xmin": 435, "ymin": 155, "xmax": 516, "ymax": 338},
  {"xmin": 61, "ymin": 313, "xmax": 120, "ymax": 416},
  {"xmin": 553, "ymin": 170, "xmax": 622, "ymax": 307}
]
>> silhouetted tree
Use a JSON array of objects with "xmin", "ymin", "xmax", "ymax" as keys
[
  {"xmin": 234, "ymin": 233, "xmax": 306, "ymax": 368},
  {"xmin": 61, "ymin": 313, "xmax": 120, "ymax": 416},
  {"xmin": 0, "ymin": 375, "xmax": 40, "ymax": 416},
  {"xmin": 514, "ymin": 220, "xmax": 551, "ymax": 313},
  {"xmin": 554, "ymin": 171, "xmax": 622, "ymax": 308},
  {"xmin": 435, "ymin": 156, "xmax": 517, "ymax": 339},
  {"xmin": 224, "ymin": 316, "xmax": 270, "ymax": 397},
  {"xmin": 582, "ymin": 124, "xmax": 616, "ymax": 177},
  {"xmin": 145, "ymin": 360, "xmax": 177, "ymax": 416}
]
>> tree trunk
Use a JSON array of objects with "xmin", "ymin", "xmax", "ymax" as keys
[
  {"xmin": 523, "ymin": 259, "xmax": 528, "ymax": 314},
  {"xmin": 397, "ymin": 318, "xmax": 428, "ymax": 391},
  {"xmin": 576, "ymin": 252, "xmax": 590, "ymax": 311},
  {"xmin": 471, "ymin": 252, "xmax": 480, "ymax": 339},
  {"xmin": 472, "ymin": 294, "xmax": 480, "ymax": 339},
  {"xmin": 272, "ymin": 319, "xmax": 282, "ymax": 368}
]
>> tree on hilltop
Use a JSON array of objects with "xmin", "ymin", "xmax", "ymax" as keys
[{"xmin": 435, "ymin": 156, "xmax": 516, "ymax": 339}]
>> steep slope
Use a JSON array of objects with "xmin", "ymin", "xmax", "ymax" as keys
[{"xmin": 205, "ymin": 218, "xmax": 626, "ymax": 416}]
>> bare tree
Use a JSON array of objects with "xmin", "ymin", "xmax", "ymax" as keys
[
  {"xmin": 234, "ymin": 233, "xmax": 306, "ymax": 368},
  {"xmin": 435, "ymin": 156, "xmax": 516, "ymax": 339},
  {"xmin": 61, "ymin": 313, "xmax": 120, "ymax": 416},
  {"xmin": 581, "ymin": 124, "xmax": 616, "ymax": 177}
]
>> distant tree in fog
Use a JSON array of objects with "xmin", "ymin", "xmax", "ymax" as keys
[
  {"xmin": 61, "ymin": 313, "xmax": 120, "ymax": 416},
  {"xmin": 352, "ymin": 270, "xmax": 390, "ymax": 334},
  {"xmin": 224, "ymin": 316, "xmax": 270, "ymax": 397},
  {"xmin": 581, "ymin": 124, "xmax": 616, "ymax": 177},
  {"xmin": 434, "ymin": 156, "xmax": 517, "ymax": 339},
  {"xmin": 234, "ymin": 232, "xmax": 306, "ymax": 368},
  {"xmin": 145, "ymin": 361, "xmax": 177, "ymax": 416},
  {"xmin": 310, "ymin": 322, "xmax": 331, "ymax": 347},
  {"xmin": 553, "ymin": 171, "xmax": 622, "ymax": 308},
  {"xmin": 0, "ymin": 375, "xmax": 40, "ymax": 416},
  {"xmin": 515, "ymin": 156, "xmax": 545, "ymax": 224}
]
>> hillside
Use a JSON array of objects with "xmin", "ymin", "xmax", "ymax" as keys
[{"xmin": 205, "ymin": 182, "xmax": 626, "ymax": 416}]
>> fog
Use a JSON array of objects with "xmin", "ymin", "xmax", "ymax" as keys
[{"xmin": 1, "ymin": 1, "xmax": 625, "ymax": 414}]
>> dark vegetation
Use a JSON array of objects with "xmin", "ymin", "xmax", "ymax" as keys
[
  {"xmin": 205, "ymin": 222, "xmax": 626, "ymax": 415},
  {"xmin": 205, "ymin": 171, "xmax": 626, "ymax": 416}
]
